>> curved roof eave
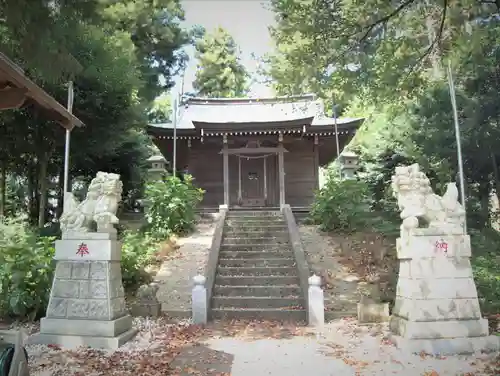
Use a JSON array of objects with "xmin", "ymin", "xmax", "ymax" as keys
[
  {"xmin": 192, "ymin": 116, "xmax": 314, "ymax": 130},
  {"xmin": 311, "ymin": 117, "xmax": 365, "ymax": 128}
]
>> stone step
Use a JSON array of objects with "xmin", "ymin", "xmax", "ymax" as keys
[
  {"xmin": 212, "ymin": 296, "xmax": 302, "ymax": 309},
  {"xmin": 219, "ymin": 250, "xmax": 293, "ymax": 259},
  {"xmin": 218, "ymin": 258, "xmax": 295, "ymax": 267},
  {"xmin": 227, "ymin": 211, "xmax": 281, "ymax": 217},
  {"xmin": 224, "ymin": 225, "xmax": 288, "ymax": 232},
  {"xmin": 211, "ymin": 308, "xmax": 306, "ymax": 321},
  {"xmin": 213, "ymin": 285, "xmax": 301, "ymax": 297},
  {"xmin": 225, "ymin": 217, "xmax": 285, "ymax": 223},
  {"xmin": 222, "ymin": 237, "xmax": 289, "ymax": 245},
  {"xmin": 220, "ymin": 243, "xmax": 291, "ymax": 250},
  {"xmin": 223, "ymin": 230, "xmax": 289, "ymax": 237},
  {"xmin": 217, "ymin": 266, "xmax": 297, "ymax": 276},
  {"xmin": 215, "ymin": 275, "xmax": 299, "ymax": 286}
]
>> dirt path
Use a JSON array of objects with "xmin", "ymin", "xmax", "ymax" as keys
[
  {"xmin": 154, "ymin": 215, "xmax": 218, "ymax": 315},
  {"xmin": 299, "ymin": 225, "xmax": 362, "ymax": 315}
]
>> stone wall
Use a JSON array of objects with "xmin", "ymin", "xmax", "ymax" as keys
[{"xmin": 47, "ymin": 261, "xmax": 127, "ymax": 320}]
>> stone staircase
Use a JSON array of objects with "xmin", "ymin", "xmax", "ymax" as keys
[{"xmin": 211, "ymin": 210, "xmax": 306, "ymax": 321}]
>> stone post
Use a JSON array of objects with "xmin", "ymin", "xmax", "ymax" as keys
[
  {"xmin": 27, "ymin": 232, "xmax": 138, "ymax": 349},
  {"xmin": 390, "ymin": 164, "xmax": 500, "ymax": 355},
  {"xmin": 308, "ymin": 274, "xmax": 325, "ymax": 327},
  {"xmin": 27, "ymin": 171, "xmax": 138, "ymax": 350},
  {"xmin": 192, "ymin": 275, "xmax": 207, "ymax": 325},
  {"xmin": 390, "ymin": 229, "xmax": 500, "ymax": 354}
]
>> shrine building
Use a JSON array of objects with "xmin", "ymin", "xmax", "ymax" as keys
[{"xmin": 147, "ymin": 94, "xmax": 364, "ymax": 210}]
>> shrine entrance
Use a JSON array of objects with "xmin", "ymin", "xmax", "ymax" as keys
[
  {"xmin": 222, "ymin": 139, "xmax": 287, "ymax": 208},
  {"xmin": 239, "ymin": 155, "xmax": 270, "ymax": 207}
]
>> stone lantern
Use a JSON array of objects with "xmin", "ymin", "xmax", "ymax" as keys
[
  {"xmin": 339, "ymin": 151, "xmax": 359, "ymax": 180},
  {"xmin": 147, "ymin": 155, "xmax": 168, "ymax": 181}
]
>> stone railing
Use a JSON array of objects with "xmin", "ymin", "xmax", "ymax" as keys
[
  {"xmin": 281, "ymin": 204, "xmax": 315, "ymax": 325},
  {"xmin": 202, "ymin": 204, "xmax": 228, "ymax": 320}
]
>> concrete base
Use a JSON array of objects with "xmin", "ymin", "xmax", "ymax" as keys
[
  {"xmin": 27, "ymin": 327, "xmax": 138, "ymax": 350},
  {"xmin": 28, "ymin": 315, "xmax": 137, "ymax": 350},
  {"xmin": 130, "ymin": 303, "xmax": 161, "ymax": 317},
  {"xmin": 357, "ymin": 302, "xmax": 390, "ymax": 323},
  {"xmin": 389, "ymin": 333, "xmax": 500, "ymax": 355},
  {"xmin": 39, "ymin": 315, "xmax": 133, "ymax": 337}
]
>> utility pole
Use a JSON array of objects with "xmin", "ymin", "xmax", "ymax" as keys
[
  {"xmin": 447, "ymin": 60, "xmax": 467, "ymax": 234},
  {"xmin": 63, "ymin": 81, "xmax": 74, "ymax": 201},
  {"xmin": 172, "ymin": 97, "xmax": 178, "ymax": 178}
]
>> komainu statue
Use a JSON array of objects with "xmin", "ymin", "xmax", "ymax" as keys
[
  {"xmin": 391, "ymin": 164, "xmax": 465, "ymax": 238},
  {"xmin": 60, "ymin": 171, "xmax": 123, "ymax": 234}
]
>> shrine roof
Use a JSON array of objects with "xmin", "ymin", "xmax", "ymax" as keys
[
  {"xmin": 147, "ymin": 94, "xmax": 364, "ymax": 132},
  {"xmin": 0, "ymin": 52, "xmax": 84, "ymax": 130}
]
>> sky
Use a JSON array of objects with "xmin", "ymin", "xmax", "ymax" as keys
[{"xmin": 171, "ymin": 0, "xmax": 276, "ymax": 99}]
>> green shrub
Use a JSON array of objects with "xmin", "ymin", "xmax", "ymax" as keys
[
  {"xmin": 310, "ymin": 175, "xmax": 374, "ymax": 232},
  {"xmin": 469, "ymin": 228, "xmax": 500, "ymax": 315},
  {"xmin": 120, "ymin": 230, "xmax": 158, "ymax": 290},
  {"xmin": 144, "ymin": 174, "xmax": 204, "ymax": 239},
  {"xmin": 0, "ymin": 216, "xmax": 55, "ymax": 320}
]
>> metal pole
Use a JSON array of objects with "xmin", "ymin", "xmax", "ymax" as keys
[
  {"xmin": 333, "ymin": 105, "xmax": 340, "ymax": 159},
  {"xmin": 172, "ymin": 97, "xmax": 178, "ymax": 177},
  {"xmin": 63, "ymin": 81, "xmax": 74, "ymax": 196},
  {"xmin": 333, "ymin": 103, "xmax": 341, "ymax": 178},
  {"xmin": 447, "ymin": 60, "xmax": 467, "ymax": 233}
]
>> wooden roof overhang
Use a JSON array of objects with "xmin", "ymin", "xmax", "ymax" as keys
[
  {"xmin": 148, "ymin": 118, "xmax": 364, "ymax": 140},
  {"xmin": 0, "ymin": 52, "xmax": 84, "ymax": 130},
  {"xmin": 192, "ymin": 117, "xmax": 314, "ymax": 133}
]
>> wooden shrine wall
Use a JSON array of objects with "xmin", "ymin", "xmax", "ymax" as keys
[
  {"xmin": 188, "ymin": 142, "xmax": 224, "ymax": 207},
  {"xmin": 284, "ymin": 138, "xmax": 318, "ymax": 207},
  {"xmin": 187, "ymin": 137, "xmax": 319, "ymax": 208}
]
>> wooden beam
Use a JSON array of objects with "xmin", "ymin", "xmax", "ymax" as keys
[
  {"xmin": 223, "ymin": 143, "xmax": 229, "ymax": 206},
  {"xmin": 0, "ymin": 87, "xmax": 27, "ymax": 110},
  {"xmin": 313, "ymin": 135, "xmax": 319, "ymax": 190},
  {"xmin": 278, "ymin": 142, "xmax": 286, "ymax": 208},
  {"xmin": 0, "ymin": 53, "xmax": 84, "ymax": 129},
  {"xmin": 219, "ymin": 146, "xmax": 289, "ymax": 155}
]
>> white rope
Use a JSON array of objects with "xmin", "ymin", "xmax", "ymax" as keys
[{"xmin": 233, "ymin": 153, "xmax": 275, "ymax": 160}]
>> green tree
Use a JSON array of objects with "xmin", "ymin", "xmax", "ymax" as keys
[
  {"xmin": 148, "ymin": 95, "xmax": 172, "ymax": 123},
  {"xmin": 0, "ymin": 1, "xmax": 194, "ymax": 225},
  {"xmin": 193, "ymin": 27, "xmax": 249, "ymax": 98}
]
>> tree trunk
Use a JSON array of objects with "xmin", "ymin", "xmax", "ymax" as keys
[
  {"xmin": 37, "ymin": 153, "xmax": 49, "ymax": 228},
  {"xmin": 27, "ymin": 163, "xmax": 39, "ymax": 224},
  {"xmin": 0, "ymin": 160, "xmax": 5, "ymax": 219}
]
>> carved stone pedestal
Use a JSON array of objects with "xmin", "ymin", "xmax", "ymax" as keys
[
  {"xmin": 390, "ymin": 230, "xmax": 500, "ymax": 355},
  {"xmin": 28, "ymin": 234, "xmax": 138, "ymax": 349}
]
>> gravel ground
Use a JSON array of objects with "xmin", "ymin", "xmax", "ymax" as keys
[
  {"xmin": 14, "ymin": 317, "xmax": 499, "ymax": 375},
  {"xmin": 154, "ymin": 216, "xmax": 218, "ymax": 313},
  {"xmin": 299, "ymin": 225, "xmax": 363, "ymax": 313}
]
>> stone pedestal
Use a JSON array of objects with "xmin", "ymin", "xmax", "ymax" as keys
[
  {"xmin": 28, "ymin": 233, "xmax": 138, "ymax": 349},
  {"xmin": 390, "ymin": 230, "xmax": 500, "ymax": 355}
]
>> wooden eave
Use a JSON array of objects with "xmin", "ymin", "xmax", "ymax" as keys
[
  {"xmin": 0, "ymin": 52, "xmax": 84, "ymax": 130},
  {"xmin": 192, "ymin": 117, "xmax": 314, "ymax": 132},
  {"xmin": 307, "ymin": 119, "xmax": 365, "ymax": 133},
  {"xmin": 147, "ymin": 126, "xmax": 199, "ymax": 137}
]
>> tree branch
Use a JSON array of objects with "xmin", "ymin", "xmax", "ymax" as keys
[
  {"xmin": 353, "ymin": 0, "xmax": 419, "ymax": 42},
  {"xmin": 404, "ymin": 0, "xmax": 448, "ymax": 80}
]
